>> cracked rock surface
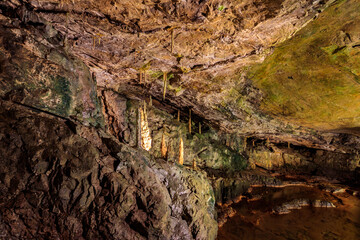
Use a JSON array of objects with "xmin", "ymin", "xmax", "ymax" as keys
[{"xmin": 0, "ymin": 100, "xmax": 217, "ymax": 240}]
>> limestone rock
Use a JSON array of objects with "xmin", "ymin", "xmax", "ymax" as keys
[{"xmin": 0, "ymin": 100, "xmax": 217, "ymax": 239}]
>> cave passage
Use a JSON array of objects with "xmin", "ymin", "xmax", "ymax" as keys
[{"xmin": 1, "ymin": 0, "xmax": 360, "ymax": 239}]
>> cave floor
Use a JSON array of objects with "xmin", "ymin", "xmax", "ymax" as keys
[{"xmin": 217, "ymin": 184, "xmax": 360, "ymax": 240}]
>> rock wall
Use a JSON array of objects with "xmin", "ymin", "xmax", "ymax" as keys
[
  {"xmin": 0, "ymin": 8, "xmax": 103, "ymax": 127},
  {"xmin": 249, "ymin": 0, "xmax": 360, "ymax": 130},
  {"xmin": 101, "ymin": 89, "xmax": 248, "ymax": 171},
  {"xmin": 246, "ymin": 139, "xmax": 360, "ymax": 183},
  {"xmin": 0, "ymin": 100, "xmax": 217, "ymax": 239}
]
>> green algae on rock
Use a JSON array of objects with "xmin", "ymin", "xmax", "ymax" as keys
[
  {"xmin": 0, "ymin": 20, "xmax": 104, "ymax": 127},
  {"xmin": 248, "ymin": 0, "xmax": 360, "ymax": 131}
]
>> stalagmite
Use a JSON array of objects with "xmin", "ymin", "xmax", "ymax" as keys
[
  {"xmin": 179, "ymin": 138, "xmax": 184, "ymax": 165},
  {"xmin": 163, "ymin": 72, "xmax": 167, "ymax": 101}
]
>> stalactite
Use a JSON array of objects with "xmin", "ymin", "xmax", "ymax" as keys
[
  {"xmin": 161, "ymin": 133, "xmax": 167, "ymax": 159},
  {"xmin": 177, "ymin": 110, "xmax": 180, "ymax": 121},
  {"xmin": 96, "ymin": 33, "xmax": 103, "ymax": 45},
  {"xmin": 139, "ymin": 103, "xmax": 152, "ymax": 151},
  {"xmin": 149, "ymin": 96, "xmax": 152, "ymax": 107},
  {"xmin": 139, "ymin": 70, "xmax": 143, "ymax": 84},
  {"xmin": 288, "ymin": 142, "xmax": 291, "ymax": 149},
  {"xmin": 163, "ymin": 72, "xmax": 167, "ymax": 101},
  {"xmin": 92, "ymin": 33, "xmax": 103, "ymax": 49},
  {"xmin": 179, "ymin": 138, "xmax": 184, "ymax": 165},
  {"xmin": 244, "ymin": 136, "xmax": 248, "ymax": 150},
  {"xmin": 188, "ymin": 108, "xmax": 192, "ymax": 134},
  {"xmin": 193, "ymin": 158, "xmax": 197, "ymax": 169},
  {"xmin": 199, "ymin": 122, "xmax": 201, "ymax": 134}
]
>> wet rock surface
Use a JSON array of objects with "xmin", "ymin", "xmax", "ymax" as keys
[{"xmin": 217, "ymin": 184, "xmax": 360, "ymax": 240}]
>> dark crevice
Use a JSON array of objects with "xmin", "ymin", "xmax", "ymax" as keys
[
  {"xmin": 190, "ymin": 49, "xmax": 258, "ymax": 72},
  {"xmin": 332, "ymin": 46, "xmax": 346, "ymax": 54},
  {"xmin": 32, "ymin": 5, "xmax": 167, "ymax": 34},
  {"xmin": 125, "ymin": 212, "xmax": 149, "ymax": 239},
  {"xmin": 1, "ymin": 98, "xmax": 68, "ymax": 121},
  {"xmin": 65, "ymin": 119, "xmax": 77, "ymax": 134},
  {"xmin": 181, "ymin": 207, "xmax": 192, "ymax": 225},
  {"xmin": 136, "ymin": 195, "xmax": 147, "ymax": 212}
]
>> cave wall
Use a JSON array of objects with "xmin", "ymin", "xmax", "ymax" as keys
[
  {"xmin": 0, "ymin": 9, "xmax": 103, "ymax": 127},
  {"xmin": 0, "ymin": 100, "xmax": 218, "ymax": 240},
  {"xmin": 0, "ymin": 5, "xmax": 219, "ymax": 238}
]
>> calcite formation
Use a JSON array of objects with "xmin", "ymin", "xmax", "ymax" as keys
[{"xmin": 140, "ymin": 105, "xmax": 152, "ymax": 151}]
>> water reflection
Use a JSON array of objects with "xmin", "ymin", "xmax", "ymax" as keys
[{"xmin": 217, "ymin": 186, "xmax": 360, "ymax": 240}]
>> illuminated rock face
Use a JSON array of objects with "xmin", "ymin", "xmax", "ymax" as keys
[
  {"xmin": 140, "ymin": 107, "xmax": 152, "ymax": 151},
  {"xmin": 1, "ymin": 0, "xmax": 360, "ymax": 239}
]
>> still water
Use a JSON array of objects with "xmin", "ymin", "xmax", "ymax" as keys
[{"xmin": 217, "ymin": 186, "xmax": 360, "ymax": 240}]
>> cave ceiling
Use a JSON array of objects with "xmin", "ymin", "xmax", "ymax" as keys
[{"xmin": 1, "ymin": 0, "xmax": 360, "ymax": 138}]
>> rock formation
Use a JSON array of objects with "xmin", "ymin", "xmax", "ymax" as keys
[{"xmin": 1, "ymin": 0, "xmax": 360, "ymax": 239}]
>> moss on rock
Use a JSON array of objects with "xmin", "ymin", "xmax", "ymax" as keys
[{"xmin": 248, "ymin": 0, "xmax": 360, "ymax": 130}]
